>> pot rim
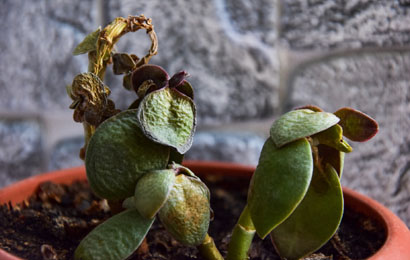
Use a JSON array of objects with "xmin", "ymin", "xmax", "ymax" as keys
[{"xmin": 0, "ymin": 161, "xmax": 409, "ymax": 260}]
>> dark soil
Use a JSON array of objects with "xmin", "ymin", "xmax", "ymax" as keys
[{"xmin": 0, "ymin": 175, "xmax": 386, "ymax": 260}]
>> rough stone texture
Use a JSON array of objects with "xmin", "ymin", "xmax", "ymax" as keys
[
  {"xmin": 185, "ymin": 131, "xmax": 265, "ymax": 166},
  {"xmin": 0, "ymin": 119, "xmax": 44, "ymax": 188},
  {"xmin": 281, "ymin": 0, "xmax": 410, "ymax": 50},
  {"xmin": 48, "ymin": 136, "xmax": 84, "ymax": 171},
  {"xmin": 289, "ymin": 51, "xmax": 410, "ymax": 225},
  {"xmin": 105, "ymin": 0, "xmax": 279, "ymax": 124},
  {"xmin": 0, "ymin": 0, "xmax": 97, "ymax": 111}
]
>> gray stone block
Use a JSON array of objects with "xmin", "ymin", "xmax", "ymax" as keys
[
  {"xmin": 49, "ymin": 136, "xmax": 84, "ymax": 171},
  {"xmin": 185, "ymin": 131, "xmax": 265, "ymax": 166},
  {"xmin": 0, "ymin": 119, "xmax": 44, "ymax": 187},
  {"xmin": 280, "ymin": 1, "xmax": 410, "ymax": 50},
  {"xmin": 288, "ymin": 51, "xmax": 410, "ymax": 225},
  {"xmin": 0, "ymin": 0, "xmax": 97, "ymax": 111},
  {"xmin": 105, "ymin": 0, "xmax": 279, "ymax": 124}
]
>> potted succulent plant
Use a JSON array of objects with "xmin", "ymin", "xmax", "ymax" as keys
[{"xmin": 1, "ymin": 15, "xmax": 410, "ymax": 260}]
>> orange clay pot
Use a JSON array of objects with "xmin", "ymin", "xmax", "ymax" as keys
[{"xmin": 1, "ymin": 161, "xmax": 409, "ymax": 260}]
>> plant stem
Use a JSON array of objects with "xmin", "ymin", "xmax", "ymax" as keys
[
  {"xmin": 197, "ymin": 233, "xmax": 224, "ymax": 260},
  {"xmin": 226, "ymin": 205, "xmax": 256, "ymax": 260}
]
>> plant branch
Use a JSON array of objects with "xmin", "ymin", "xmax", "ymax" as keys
[
  {"xmin": 197, "ymin": 233, "xmax": 224, "ymax": 260},
  {"xmin": 226, "ymin": 205, "xmax": 256, "ymax": 260}
]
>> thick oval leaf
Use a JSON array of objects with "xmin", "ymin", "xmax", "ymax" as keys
[
  {"xmin": 317, "ymin": 144, "xmax": 345, "ymax": 178},
  {"xmin": 270, "ymin": 109, "xmax": 339, "ymax": 147},
  {"xmin": 138, "ymin": 87, "xmax": 196, "ymax": 154},
  {"xmin": 131, "ymin": 64, "xmax": 169, "ymax": 93},
  {"xmin": 158, "ymin": 174, "xmax": 210, "ymax": 246},
  {"xmin": 74, "ymin": 209, "xmax": 154, "ymax": 260},
  {"xmin": 334, "ymin": 107, "xmax": 378, "ymax": 142},
  {"xmin": 86, "ymin": 109, "xmax": 170, "ymax": 200},
  {"xmin": 312, "ymin": 124, "xmax": 352, "ymax": 153},
  {"xmin": 248, "ymin": 138, "xmax": 313, "ymax": 238},
  {"xmin": 134, "ymin": 169, "xmax": 176, "ymax": 219},
  {"xmin": 270, "ymin": 165, "xmax": 344, "ymax": 260}
]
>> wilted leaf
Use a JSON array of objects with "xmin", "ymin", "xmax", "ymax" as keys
[
  {"xmin": 312, "ymin": 124, "xmax": 352, "ymax": 153},
  {"xmin": 132, "ymin": 64, "xmax": 169, "ymax": 93},
  {"xmin": 123, "ymin": 72, "xmax": 133, "ymax": 91},
  {"xmin": 138, "ymin": 87, "xmax": 196, "ymax": 154},
  {"xmin": 158, "ymin": 174, "xmax": 210, "ymax": 246},
  {"xmin": 175, "ymin": 80, "xmax": 194, "ymax": 99},
  {"xmin": 270, "ymin": 165, "xmax": 343, "ymax": 260},
  {"xmin": 334, "ymin": 107, "xmax": 378, "ymax": 142},
  {"xmin": 134, "ymin": 169, "xmax": 176, "ymax": 219},
  {"xmin": 70, "ymin": 73, "xmax": 118, "ymax": 126},
  {"xmin": 86, "ymin": 110, "xmax": 170, "ymax": 200},
  {"xmin": 73, "ymin": 27, "xmax": 101, "ymax": 55},
  {"xmin": 248, "ymin": 138, "xmax": 313, "ymax": 238},
  {"xmin": 74, "ymin": 209, "xmax": 154, "ymax": 260},
  {"xmin": 113, "ymin": 53, "xmax": 137, "ymax": 75},
  {"xmin": 169, "ymin": 71, "xmax": 189, "ymax": 88},
  {"xmin": 270, "ymin": 109, "xmax": 339, "ymax": 147}
]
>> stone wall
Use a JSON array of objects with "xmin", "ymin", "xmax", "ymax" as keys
[{"xmin": 1, "ymin": 0, "xmax": 409, "ymax": 225}]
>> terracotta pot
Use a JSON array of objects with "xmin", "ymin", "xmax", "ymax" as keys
[{"xmin": 1, "ymin": 161, "xmax": 409, "ymax": 259}]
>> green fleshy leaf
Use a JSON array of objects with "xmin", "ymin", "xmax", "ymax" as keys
[
  {"xmin": 74, "ymin": 209, "xmax": 154, "ymax": 260},
  {"xmin": 122, "ymin": 197, "xmax": 136, "ymax": 209},
  {"xmin": 248, "ymin": 138, "xmax": 313, "ymax": 238},
  {"xmin": 85, "ymin": 109, "xmax": 170, "ymax": 200},
  {"xmin": 270, "ymin": 109, "xmax": 339, "ymax": 147},
  {"xmin": 312, "ymin": 124, "xmax": 352, "ymax": 153},
  {"xmin": 73, "ymin": 27, "xmax": 101, "ymax": 55},
  {"xmin": 317, "ymin": 144, "xmax": 345, "ymax": 177},
  {"xmin": 271, "ymin": 165, "xmax": 344, "ymax": 260},
  {"xmin": 158, "ymin": 174, "xmax": 210, "ymax": 246},
  {"xmin": 134, "ymin": 169, "xmax": 176, "ymax": 219},
  {"xmin": 138, "ymin": 87, "xmax": 196, "ymax": 154},
  {"xmin": 334, "ymin": 107, "xmax": 379, "ymax": 142}
]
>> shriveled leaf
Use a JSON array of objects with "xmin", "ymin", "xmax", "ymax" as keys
[
  {"xmin": 317, "ymin": 144, "xmax": 345, "ymax": 177},
  {"xmin": 85, "ymin": 110, "xmax": 170, "ymax": 200},
  {"xmin": 334, "ymin": 107, "xmax": 379, "ymax": 142},
  {"xmin": 74, "ymin": 209, "xmax": 154, "ymax": 260},
  {"xmin": 271, "ymin": 165, "xmax": 343, "ymax": 260},
  {"xmin": 312, "ymin": 124, "xmax": 352, "ymax": 153},
  {"xmin": 248, "ymin": 138, "xmax": 313, "ymax": 238},
  {"xmin": 73, "ymin": 27, "xmax": 101, "ymax": 55},
  {"xmin": 176, "ymin": 80, "xmax": 194, "ymax": 99},
  {"xmin": 113, "ymin": 53, "xmax": 137, "ymax": 75},
  {"xmin": 169, "ymin": 71, "xmax": 189, "ymax": 88},
  {"xmin": 134, "ymin": 169, "xmax": 176, "ymax": 219},
  {"xmin": 158, "ymin": 174, "xmax": 210, "ymax": 246},
  {"xmin": 123, "ymin": 72, "xmax": 133, "ymax": 91},
  {"xmin": 132, "ymin": 64, "xmax": 169, "ymax": 93},
  {"xmin": 138, "ymin": 87, "xmax": 196, "ymax": 154},
  {"xmin": 270, "ymin": 109, "xmax": 339, "ymax": 147}
]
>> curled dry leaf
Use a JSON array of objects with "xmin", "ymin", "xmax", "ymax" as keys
[{"xmin": 69, "ymin": 73, "xmax": 119, "ymax": 126}]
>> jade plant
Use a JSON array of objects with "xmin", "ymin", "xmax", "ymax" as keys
[{"xmin": 68, "ymin": 15, "xmax": 378, "ymax": 260}]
